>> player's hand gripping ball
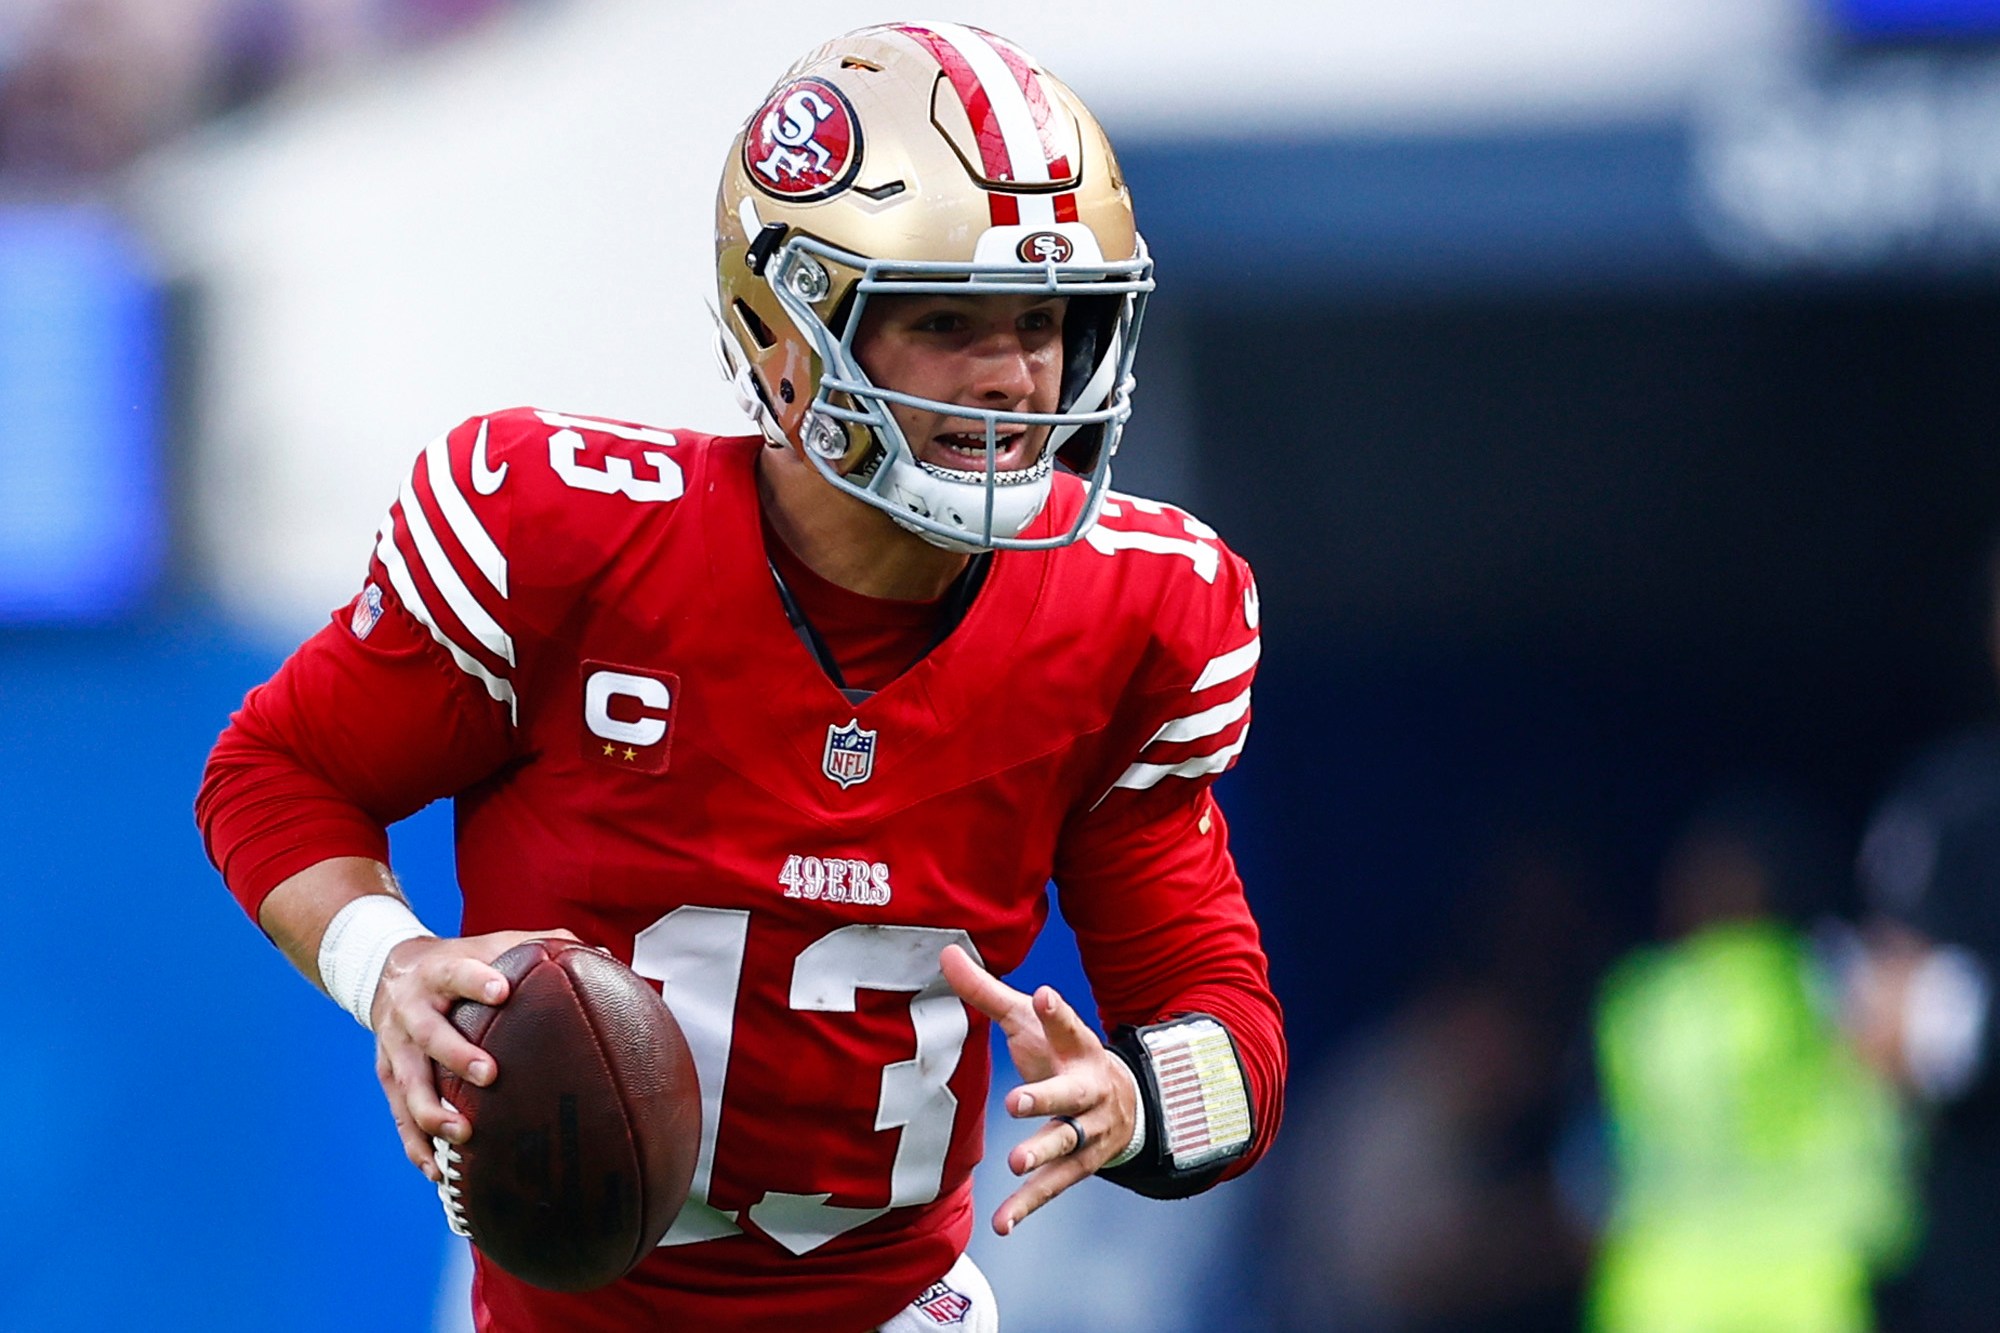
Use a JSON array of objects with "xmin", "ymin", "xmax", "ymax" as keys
[{"xmin": 433, "ymin": 939, "xmax": 699, "ymax": 1291}]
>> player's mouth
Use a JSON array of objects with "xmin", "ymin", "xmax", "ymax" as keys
[{"xmin": 928, "ymin": 428, "xmax": 1033, "ymax": 473}]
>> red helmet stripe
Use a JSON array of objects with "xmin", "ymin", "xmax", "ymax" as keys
[
  {"xmin": 894, "ymin": 24, "xmax": 1017, "ymax": 185},
  {"xmin": 977, "ymin": 29, "xmax": 1073, "ymax": 179},
  {"xmin": 895, "ymin": 23, "xmax": 1077, "ymax": 228}
]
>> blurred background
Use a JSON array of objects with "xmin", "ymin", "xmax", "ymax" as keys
[{"xmin": 5, "ymin": 0, "xmax": 2000, "ymax": 1328}]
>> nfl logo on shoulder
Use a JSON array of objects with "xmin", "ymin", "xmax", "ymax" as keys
[
  {"xmin": 349, "ymin": 582, "xmax": 385, "ymax": 640},
  {"xmin": 822, "ymin": 718, "xmax": 877, "ymax": 789}
]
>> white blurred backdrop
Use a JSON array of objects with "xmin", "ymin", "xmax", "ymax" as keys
[{"xmin": 130, "ymin": 0, "xmax": 1797, "ymax": 636}]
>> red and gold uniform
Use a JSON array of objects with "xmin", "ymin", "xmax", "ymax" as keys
[{"xmin": 199, "ymin": 408, "xmax": 1283, "ymax": 1331}]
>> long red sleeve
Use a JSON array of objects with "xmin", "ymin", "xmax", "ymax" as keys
[
  {"xmin": 1054, "ymin": 781, "xmax": 1287, "ymax": 1181},
  {"xmin": 196, "ymin": 586, "xmax": 513, "ymax": 920}
]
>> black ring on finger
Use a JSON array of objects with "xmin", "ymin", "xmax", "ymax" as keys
[{"xmin": 1054, "ymin": 1114, "xmax": 1088, "ymax": 1157}]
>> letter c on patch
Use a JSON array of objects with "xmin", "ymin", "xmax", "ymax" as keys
[{"xmin": 584, "ymin": 670, "xmax": 671, "ymax": 746}]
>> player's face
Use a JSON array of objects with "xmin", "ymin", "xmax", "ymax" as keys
[{"xmin": 849, "ymin": 293, "xmax": 1066, "ymax": 477}]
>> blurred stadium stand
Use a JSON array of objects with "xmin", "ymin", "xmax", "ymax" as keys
[{"xmin": 7, "ymin": 0, "xmax": 2000, "ymax": 1328}]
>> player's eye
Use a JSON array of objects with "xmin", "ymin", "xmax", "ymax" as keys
[{"xmin": 1019, "ymin": 298, "xmax": 1068, "ymax": 334}]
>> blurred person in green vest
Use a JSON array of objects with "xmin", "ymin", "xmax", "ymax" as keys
[
  {"xmin": 1843, "ymin": 535, "xmax": 2000, "ymax": 1333},
  {"xmin": 1587, "ymin": 787, "xmax": 1914, "ymax": 1333}
]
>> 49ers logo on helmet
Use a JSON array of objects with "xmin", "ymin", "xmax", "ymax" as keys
[
  {"xmin": 745, "ymin": 77, "xmax": 863, "ymax": 202},
  {"xmin": 1015, "ymin": 231, "xmax": 1075, "ymax": 263}
]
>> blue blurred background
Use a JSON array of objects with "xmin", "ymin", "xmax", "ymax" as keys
[{"xmin": 6, "ymin": 0, "xmax": 2000, "ymax": 1329}]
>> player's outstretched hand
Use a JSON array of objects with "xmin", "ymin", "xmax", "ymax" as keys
[
  {"xmin": 940, "ymin": 943, "xmax": 1139, "ymax": 1236},
  {"xmin": 371, "ymin": 929, "xmax": 580, "ymax": 1181}
]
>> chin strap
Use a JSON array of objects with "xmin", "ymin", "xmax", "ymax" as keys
[
  {"xmin": 1096, "ymin": 1013, "xmax": 1255, "ymax": 1200},
  {"xmin": 1046, "ymin": 325, "xmax": 1122, "ymax": 460}
]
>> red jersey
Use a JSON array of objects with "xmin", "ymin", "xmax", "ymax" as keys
[{"xmin": 198, "ymin": 408, "xmax": 1284, "ymax": 1332}]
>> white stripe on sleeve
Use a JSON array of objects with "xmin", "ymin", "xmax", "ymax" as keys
[
  {"xmin": 1113, "ymin": 729, "xmax": 1251, "ymax": 793},
  {"xmin": 375, "ymin": 520, "xmax": 518, "ymax": 720},
  {"xmin": 1148, "ymin": 686, "xmax": 1252, "ymax": 746},
  {"xmin": 1193, "ymin": 637, "xmax": 1260, "ymax": 692},
  {"xmin": 400, "ymin": 477, "xmax": 515, "ymax": 667},
  {"xmin": 423, "ymin": 427, "xmax": 508, "ymax": 598}
]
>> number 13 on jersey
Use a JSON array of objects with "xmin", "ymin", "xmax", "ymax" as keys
[{"xmin": 631, "ymin": 908, "xmax": 976, "ymax": 1256}]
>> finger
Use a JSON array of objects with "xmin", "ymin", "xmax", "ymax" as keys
[
  {"xmin": 940, "ymin": 944, "xmax": 1030, "ymax": 1030},
  {"xmin": 1006, "ymin": 1116, "xmax": 1090, "ymax": 1175},
  {"xmin": 377, "ymin": 1050, "xmax": 447, "ymax": 1180},
  {"xmin": 489, "ymin": 927, "xmax": 580, "ymax": 951},
  {"xmin": 1006, "ymin": 1071, "xmax": 1095, "ymax": 1119},
  {"xmin": 403, "ymin": 1004, "xmax": 495, "ymax": 1087},
  {"xmin": 380, "ymin": 1020, "xmax": 467, "ymax": 1141},
  {"xmin": 390, "ymin": 1094, "xmax": 444, "ymax": 1181},
  {"xmin": 992, "ymin": 1152, "xmax": 1095, "ymax": 1236},
  {"xmin": 433, "ymin": 953, "xmax": 511, "ymax": 1007},
  {"xmin": 395, "ymin": 1041, "xmax": 469, "ymax": 1145},
  {"xmin": 1030, "ymin": 985, "xmax": 1099, "ymax": 1058}
]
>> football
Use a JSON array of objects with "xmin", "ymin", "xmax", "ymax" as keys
[{"xmin": 433, "ymin": 939, "xmax": 699, "ymax": 1291}]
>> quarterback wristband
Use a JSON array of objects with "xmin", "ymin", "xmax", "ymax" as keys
[
  {"xmin": 318, "ymin": 894, "xmax": 434, "ymax": 1030},
  {"xmin": 1098, "ymin": 1014, "xmax": 1253, "ymax": 1199}
]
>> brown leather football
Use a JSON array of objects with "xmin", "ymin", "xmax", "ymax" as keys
[{"xmin": 433, "ymin": 939, "xmax": 699, "ymax": 1291}]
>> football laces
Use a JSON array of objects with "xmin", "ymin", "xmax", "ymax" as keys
[{"xmin": 432, "ymin": 1098, "xmax": 472, "ymax": 1238}]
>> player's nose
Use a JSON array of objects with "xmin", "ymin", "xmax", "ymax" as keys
[{"xmin": 968, "ymin": 334, "xmax": 1040, "ymax": 403}]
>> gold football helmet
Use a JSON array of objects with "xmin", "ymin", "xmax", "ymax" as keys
[{"xmin": 714, "ymin": 22, "xmax": 1153, "ymax": 552}]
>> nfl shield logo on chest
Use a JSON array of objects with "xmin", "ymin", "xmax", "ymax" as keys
[{"xmin": 822, "ymin": 718, "xmax": 877, "ymax": 789}]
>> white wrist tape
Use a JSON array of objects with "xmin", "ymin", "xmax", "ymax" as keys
[
  {"xmin": 1105, "ymin": 1064, "xmax": 1147, "ymax": 1169},
  {"xmin": 317, "ymin": 894, "xmax": 434, "ymax": 1030}
]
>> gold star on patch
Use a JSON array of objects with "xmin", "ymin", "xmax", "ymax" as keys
[
  {"xmin": 602, "ymin": 743, "xmax": 616, "ymax": 757},
  {"xmin": 623, "ymin": 747, "xmax": 638, "ymax": 761}
]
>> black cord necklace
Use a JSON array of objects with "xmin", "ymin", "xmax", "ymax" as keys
[{"xmin": 767, "ymin": 553, "xmax": 993, "ymax": 705}]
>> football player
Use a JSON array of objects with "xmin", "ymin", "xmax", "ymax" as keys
[{"xmin": 198, "ymin": 22, "xmax": 1285, "ymax": 1333}]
